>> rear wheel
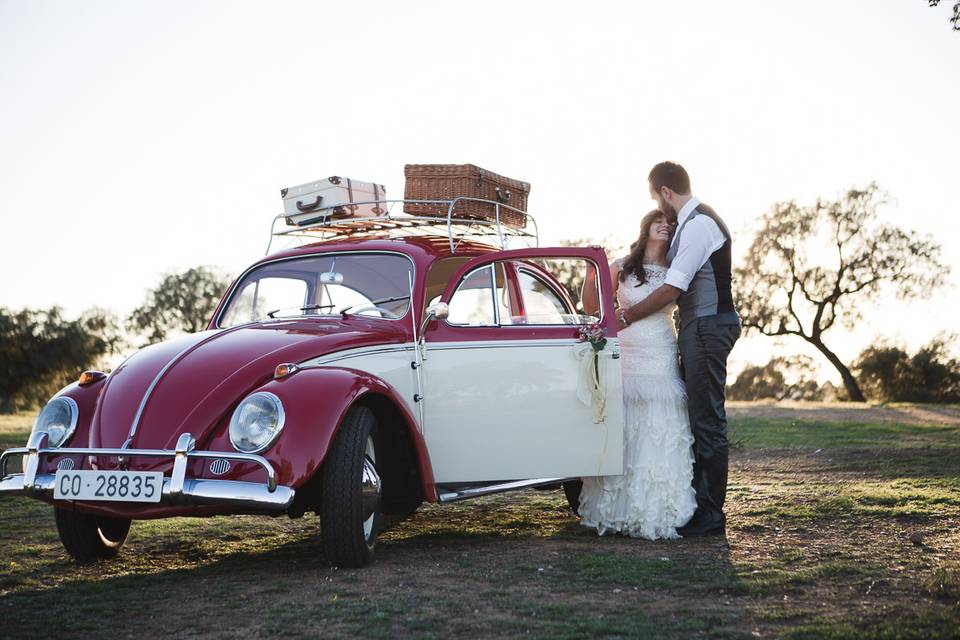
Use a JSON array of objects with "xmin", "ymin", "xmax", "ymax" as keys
[
  {"xmin": 562, "ymin": 479, "xmax": 583, "ymax": 515},
  {"xmin": 54, "ymin": 507, "xmax": 131, "ymax": 563},
  {"xmin": 320, "ymin": 405, "xmax": 381, "ymax": 567}
]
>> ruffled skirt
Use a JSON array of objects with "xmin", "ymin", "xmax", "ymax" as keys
[{"xmin": 578, "ymin": 373, "xmax": 697, "ymax": 540}]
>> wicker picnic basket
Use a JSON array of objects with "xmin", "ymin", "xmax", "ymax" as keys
[{"xmin": 403, "ymin": 164, "xmax": 530, "ymax": 227}]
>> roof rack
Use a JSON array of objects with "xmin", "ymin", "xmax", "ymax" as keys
[{"xmin": 265, "ymin": 198, "xmax": 539, "ymax": 255}]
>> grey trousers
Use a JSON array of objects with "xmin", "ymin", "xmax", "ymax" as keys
[{"xmin": 678, "ymin": 312, "xmax": 741, "ymax": 519}]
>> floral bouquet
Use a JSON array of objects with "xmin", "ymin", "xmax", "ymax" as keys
[
  {"xmin": 576, "ymin": 322, "xmax": 607, "ymax": 423},
  {"xmin": 577, "ymin": 322, "xmax": 607, "ymax": 353}
]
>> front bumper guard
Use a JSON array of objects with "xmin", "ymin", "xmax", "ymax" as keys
[{"xmin": 0, "ymin": 432, "xmax": 294, "ymax": 512}]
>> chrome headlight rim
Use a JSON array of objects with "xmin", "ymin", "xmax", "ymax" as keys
[
  {"xmin": 228, "ymin": 391, "xmax": 286, "ymax": 454},
  {"xmin": 32, "ymin": 396, "xmax": 79, "ymax": 448}
]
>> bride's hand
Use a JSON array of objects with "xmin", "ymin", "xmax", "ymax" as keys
[{"xmin": 616, "ymin": 311, "xmax": 629, "ymax": 331}]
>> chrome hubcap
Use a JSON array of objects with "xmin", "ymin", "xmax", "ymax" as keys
[{"xmin": 361, "ymin": 435, "xmax": 380, "ymax": 542}]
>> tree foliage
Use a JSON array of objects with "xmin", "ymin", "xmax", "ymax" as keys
[
  {"xmin": 735, "ymin": 184, "xmax": 948, "ymax": 402},
  {"xmin": 727, "ymin": 355, "xmax": 832, "ymax": 402},
  {"xmin": 929, "ymin": 0, "xmax": 960, "ymax": 30},
  {"xmin": 0, "ymin": 307, "xmax": 122, "ymax": 413},
  {"xmin": 854, "ymin": 335, "xmax": 960, "ymax": 403},
  {"xmin": 127, "ymin": 267, "xmax": 231, "ymax": 345}
]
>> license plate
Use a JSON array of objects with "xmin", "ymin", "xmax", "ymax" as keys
[{"xmin": 54, "ymin": 470, "xmax": 164, "ymax": 503}]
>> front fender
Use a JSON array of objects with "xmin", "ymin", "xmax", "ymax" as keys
[
  {"xmin": 203, "ymin": 367, "xmax": 436, "ymax": 501},
  {"xmin": 29, "ymin": 380, "xmax": 105, "ymax": 475}
]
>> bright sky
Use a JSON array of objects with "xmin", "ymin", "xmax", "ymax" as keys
[{"xmin": 1, "ymin": 1, "xmax": 957, "ymax": 382}]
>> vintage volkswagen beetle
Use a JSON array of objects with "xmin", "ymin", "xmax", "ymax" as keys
[{"xmin": 0, "ymin": 200, "xmax": 624, "ymax": 567}]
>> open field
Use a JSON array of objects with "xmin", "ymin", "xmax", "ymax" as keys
[{"xmin": 2, "ymin": 404, "xmax": 959, "ymax": 639}]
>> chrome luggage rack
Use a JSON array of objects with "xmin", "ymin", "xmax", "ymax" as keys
[{"xmin": 266, "ymin": 197, "xmax": 540, "ymax": 255}]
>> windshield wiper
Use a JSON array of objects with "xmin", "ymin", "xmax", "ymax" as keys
[
  {"xmin": 338, "ymin": 295, "xmax": 411, "ymax": 317},
  {"xmin": 265, "ymin": 303, "xmax": 336, "ymax": 319}
]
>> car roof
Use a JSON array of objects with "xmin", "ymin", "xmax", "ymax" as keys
[{"xmin": 257, "ymin": 235, "xmax": 504, "ymax": 267}]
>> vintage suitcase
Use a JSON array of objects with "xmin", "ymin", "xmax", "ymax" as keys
[
  {"xmin": 403, "ymin": 164, "xmax": 530, "ymax": 227},
  {"xmin": 281, "ymin": 176, "xmax": 387, "ymax": 226}
]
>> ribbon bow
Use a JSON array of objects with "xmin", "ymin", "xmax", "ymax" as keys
[{"xmin": 573, "ymin": 342, "xmax": 607, "ymax": 423}]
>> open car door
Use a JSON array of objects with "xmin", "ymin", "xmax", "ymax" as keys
[{"xmin": 420, "ymin": 247, "xmax": 624, "ymax": 484}]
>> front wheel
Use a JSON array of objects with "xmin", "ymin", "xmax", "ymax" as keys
[
  {"xmin": 54, "ymin": 507, "xmax": 131, "ymax": 563},
  {"xmin": 320, "ymin": 405, "xmax": 382, "ymax": 567}
]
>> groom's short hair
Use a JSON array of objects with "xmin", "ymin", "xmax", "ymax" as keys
[{"xmin": 648, "ymin": 162, "xmax": 691, "ymax": 195}]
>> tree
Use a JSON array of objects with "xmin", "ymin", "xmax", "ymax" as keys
[
  {"xmin": 127, "ymin": 267, "xmax": 232, "ymax": 345},
  {"xmin": 735, "ymin": 184, "xmax": 948, "ymax": 402},
  {"xmin": 727, "ymin": 355, "xmax": 825, "ymax": 401},
  {"xmin": 0, "ymin": 307, "xmax": 122, "ymax": 413},
  {"xmin": 854, "ymin": 335, "xmax": 960, "ymax": 403},
  {"xmin": 928, "ymin": 0, "xmax": 960, "ymax": 30}
]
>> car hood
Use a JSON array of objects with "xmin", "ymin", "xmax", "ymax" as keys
[{"xmin": 89, "ymin": 319, "xmax": 409, "ymax": 451}]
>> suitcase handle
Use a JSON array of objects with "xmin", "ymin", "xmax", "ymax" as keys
[
  {"xmin": 296, "ymin": 195, "xmax": 324, "ymax": 212},
  {"xmin": 495, "ymin": 187, "xmax": 512, "ymax": 204}
]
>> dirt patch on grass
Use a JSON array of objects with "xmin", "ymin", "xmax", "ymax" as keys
[{"xmin": 728, "ymin": 400, "xmax": 960, "ymax": 426}]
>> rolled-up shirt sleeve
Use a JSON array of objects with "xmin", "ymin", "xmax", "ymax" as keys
[{"xmin": 664, "ymin": 217, "xmax": 726, "ymax": 291}]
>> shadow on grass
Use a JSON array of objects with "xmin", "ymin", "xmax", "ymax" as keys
[{"xmin": 0, "ymin": 516, "xmax": 749, "ymax": 640}]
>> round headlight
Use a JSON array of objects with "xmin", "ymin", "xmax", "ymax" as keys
[
  {"xmin": 229, "ymin": 392, "xmax": 285, "ymax": 454},
  {"xmin": 32, "ymin": 396, "xmax": 79, "ymax": 448}
]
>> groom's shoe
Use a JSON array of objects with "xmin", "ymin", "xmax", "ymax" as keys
[{"xmin": 676, "ymin": 509, "xmax": 726, "ymax": 537}]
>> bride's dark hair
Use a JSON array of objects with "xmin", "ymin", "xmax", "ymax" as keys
[{"xmin": 620, "ymin": 209, "xmax": 668, "ymax": 287}]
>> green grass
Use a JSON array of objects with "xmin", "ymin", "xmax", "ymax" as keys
[
  {"xmin": 1, "ymin": 407, "xmax": 959, "ymax": 638},
  {"xmin": 729, "ymin": 417, "xmax": 960, "ymax": 449}
]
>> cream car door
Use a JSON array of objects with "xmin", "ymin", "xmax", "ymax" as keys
[{"xmin": 420, "ymin": 249, "xmax": 624, "ymax": 484}]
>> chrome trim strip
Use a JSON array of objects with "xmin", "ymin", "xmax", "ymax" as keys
[
  {"xmin": 1, "ymin": 437, "xmax": 279, "ymax": 492},
  {"xmin": 300, "ymin": 343, "xmax": 415, "ymax": 367},
  {"xmin": 0, "ymin": 473, "xmax": 294, "ymax": 512},
  {"xmin": 126, "ymin": 332, "xmax": 221, "ymax": 447},
  {"xmin": 426, "ymin": 338, "xmax": 595, "ymax": 350},
  {"xmin": 302, "ymin": 338, "xmax": 621, "ymax": 361},
  {"xmin": 437, "ymin": 477, "xmax": 567, "ymax": 503}
]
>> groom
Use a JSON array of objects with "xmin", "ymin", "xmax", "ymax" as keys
[{"xmin": 616, "ymin": 161, "xmax": 741, "ymax": 536}]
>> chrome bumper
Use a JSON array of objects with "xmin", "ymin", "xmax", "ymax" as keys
[{"xmin": 0, "ymin": 431, "xmax": 295, "ymax": 512}]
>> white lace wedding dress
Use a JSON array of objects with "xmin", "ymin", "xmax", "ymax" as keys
[{"xmin": 578, "ymin": 262, "xmax": 697, "ymax": 539}]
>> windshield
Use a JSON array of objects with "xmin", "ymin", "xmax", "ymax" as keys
[{"xmin": 219, "ymin": 252, "xmax": 414, "ymax": 327}]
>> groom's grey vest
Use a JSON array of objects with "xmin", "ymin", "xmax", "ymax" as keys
[{"xmin": 666, "ymin": 203, "xmax": 735, "ymax": 329}]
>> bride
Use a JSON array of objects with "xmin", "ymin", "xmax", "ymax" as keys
[{"xmin": 579, "ymin": 209, "xmax": 697, "ymax": 539}]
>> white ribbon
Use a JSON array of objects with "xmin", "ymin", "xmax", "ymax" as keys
[{"xmin": 573, "ymin": 342, "xmax": 606, "ymax": 423}]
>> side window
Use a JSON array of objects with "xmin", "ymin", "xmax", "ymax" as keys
[
  {"xmin": 516, "ymin": 258, "xmax": 600, "ymax": 325},
  {"xmin": 517, "ymin": 268, "xmax": 568, "ymax": 324},
  {"xmin": 444, "ymin": 257, "xmax": 599, "ymax": 327},
  {"xmin": 446, "ymin": 263, "xmax": 515, "ymax": 326},
  {"xmin": 221, "ymin": 277, "xmax": 308, "ymax": 325},
  {"xmin": 447, "ymin": 266, "xmax": 496, "ymax": 326}
]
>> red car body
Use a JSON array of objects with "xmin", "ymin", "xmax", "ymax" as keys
[{"xmin": 1, "ymin": 232, "xmax": 619, "ymax": 566}]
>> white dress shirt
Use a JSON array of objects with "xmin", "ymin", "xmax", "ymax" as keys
[{"xmin": 664, "ymin": 196, "xmax": 727, "ymax": 291}]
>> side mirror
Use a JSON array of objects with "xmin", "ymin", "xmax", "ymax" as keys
[
  {"xmin": 427, "ymin": 302, "xmax": 450, "ymax": 321},
  {"xmin": 419, "ymin": 302, "xmax": 449, "ymax": 339}
]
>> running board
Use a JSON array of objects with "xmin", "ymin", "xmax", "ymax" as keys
[{"xmin": 437, "ymin": 477, "xmax": 567, "ymax": 503}]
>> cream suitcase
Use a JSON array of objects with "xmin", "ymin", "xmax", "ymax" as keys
[{"xmin": 281, "ymin": 176, "xmax": 387, "ymax": 226}]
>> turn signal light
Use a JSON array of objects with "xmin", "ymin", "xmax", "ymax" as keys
[
  {"xmin": 274, "ymin": 363, "xmax": 300, "ymax": 379},
  {"xmin": 78, "ymin": 370, "xmax": 107, "ymax": 386}
]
